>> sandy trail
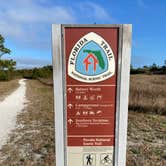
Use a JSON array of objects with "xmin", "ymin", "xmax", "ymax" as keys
[{"xmin": 0, "ymin": 79, "xmax": 27, "ymax": 149}]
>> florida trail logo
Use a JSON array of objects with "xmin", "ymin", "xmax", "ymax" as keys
[{"xmin": 68, "ymin": 32, "xmax": 115, "ymax": 83}]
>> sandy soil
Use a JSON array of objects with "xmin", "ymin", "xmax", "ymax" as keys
[
  {"xmin": 0, "ymin": 80, "xmax": 55, "ymax": 165},
  {"xmin": 0, "ymin": 79, "xmax": 27, "ymax": 149}
]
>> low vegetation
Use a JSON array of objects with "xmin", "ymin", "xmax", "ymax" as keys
[
  {"xmin": 127, "ymin": 75, "xmax": 166, "ymax": 165},
  {"xmin": 127, "ymin": 112, "xmax": 166, "ymax": 166},
  {"xmin": 129, "ymin": 75, "xmax": 166, "ymax": 115},
  {"xmin": 0, "ymin": 79, "xmax": 19, "ymax": 101},
  {"xmin": 130, "ymin": 61, "xmax": 166, "ymax": 74},
  {"xmin": 0, "ymin": 75, "xmax": 165, "ymax": 166},
  {"xmin": 20, "ymin": 65, "xmax": 53, "ymax": 79}
]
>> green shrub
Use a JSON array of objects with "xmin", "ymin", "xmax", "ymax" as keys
[
  {"xmin": 0, "ymin": 71, "xmax": 9, "ymax": 81},
  {"xmin": 21, "ymin": 65, "xmax": 53, "ymax": 79}
]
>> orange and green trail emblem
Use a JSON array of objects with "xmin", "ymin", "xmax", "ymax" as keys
[
  {"xmin": 83, "ymin": 50, "xmax": 105, "ymax": 70},
  {"xmin": 75, "ymin": 40, "xmax": 108, "ymax": 76},
  {"xmin": 68, "ymin": 32, "xmax": 115, "ymax": 83},
  {"xmin": 83, "ymin": 53, "xmax": 98, "ymax": 72}
]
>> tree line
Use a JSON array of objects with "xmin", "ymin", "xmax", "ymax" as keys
[
  {"xmin": 131, "ymin": 61, "xmax": 166, "ymax": 74},
  {"xmin": 0, "ymin": 34, "xmax": 166, "ymax": 81}
]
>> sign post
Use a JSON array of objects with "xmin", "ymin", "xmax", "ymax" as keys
[{"xmin": 52, "ymin": 24, "xmax": 132, "ymax": 166}]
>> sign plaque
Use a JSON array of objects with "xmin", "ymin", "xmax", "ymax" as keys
[{"xmin": 52, "ymin": 24, "xmax": 132, "ymax": 166}]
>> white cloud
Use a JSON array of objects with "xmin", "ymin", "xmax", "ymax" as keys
[
  {"xmin": 83, "ymin": 2, "xmax": 111, "ymax": 20},
  {"xmin": 137, "ymin": 0, "xmax": 148, "ymax": 8},
  {"xmin": 16, "ymin": 57, "xmax": 51, "ymax": 68},
  {"xmin": 0, "ymin": 0, "xmax": 116, "ymax": 68},
  {"xmin": 0, "ymin": 0, "xmax": 115, "ymax": 51},
  {"xmin": 79, "ymin": 2, "xmax": 114, "ymax": 22},
  {"xmin": 0, "ymin": 0, "xmax": 75, "ymax": 49}
]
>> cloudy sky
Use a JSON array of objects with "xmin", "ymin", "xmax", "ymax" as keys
[{"xmin": 0, "ymin": 0, "xmax": 165, "ymax": 68}]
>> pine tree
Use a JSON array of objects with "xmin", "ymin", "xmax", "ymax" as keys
[{"xmin": 0, "ymin": 34, "xmax": 11, "ymax": 58}]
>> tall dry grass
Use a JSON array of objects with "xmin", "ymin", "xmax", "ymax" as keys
[
  {"xmin": 0, "ymin": 79, "xmax": 19, "ymax": 101},
  {"xmin": 129, "ymin": 75, "xmax": 166, "ymax": 115}
]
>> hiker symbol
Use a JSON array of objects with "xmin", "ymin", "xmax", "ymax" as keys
[{"xmin": 83, "ymin": 154, "xmax": 96, "ymax": 166}]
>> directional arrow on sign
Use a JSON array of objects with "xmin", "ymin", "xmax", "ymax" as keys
[
  {"xmin": 68, "ymin": 119, "xmax": 74, "ymax": 125},
  {"xmin": 67, "ymin": 88, "xmax": 73, "ymax": 93},
  {"xmin": 68, "ymin": 104, "xmax": 73, "ymax": 109}
]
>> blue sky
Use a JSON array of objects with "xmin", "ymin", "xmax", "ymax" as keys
[{"xmin": 0, "ymin": 0, "xmax": 165, "ymax": 68}]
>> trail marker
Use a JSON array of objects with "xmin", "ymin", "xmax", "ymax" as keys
[{"xmin": 52, "ymin": 24, "xmax": 132, "ymax": 166}]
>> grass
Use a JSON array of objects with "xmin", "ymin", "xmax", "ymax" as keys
[
  {"xmin": 0, "ymin": 79, "xmax": 19, "ymax": 101},
  {"xmin": 129, "ymin": 75, "xmax": 166, "ymax": 115},
  {"xmin": 0, "ymin": 80, "xmax": 55, "ymax": 166},
  {"xmin": 127, "ymin": 112, "xmax": 166, "ymax": 166},
  {"xmin": 0, "ymin": 75, "xmax": 165, "ymax": 165},
  {"xmin": 37, "ymin": 77, "xmax": 53, "ymax": 86},
  {"xmin": 127, "ymin": 75, "xmax": 166, "ymax": 165}
]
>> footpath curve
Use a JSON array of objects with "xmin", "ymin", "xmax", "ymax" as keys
[{"xmin": 0, "ymin": 79, "xmax": 27, "ymax": 149}]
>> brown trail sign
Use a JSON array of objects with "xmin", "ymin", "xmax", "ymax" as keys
[{"xmin": 52, "ymin": 24, "xmax": 132, "ymax": 166}]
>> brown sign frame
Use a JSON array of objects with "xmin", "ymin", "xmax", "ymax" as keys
[{"xmin": 52, "ymin": 24, "xmax": 132, "ymax": 166}]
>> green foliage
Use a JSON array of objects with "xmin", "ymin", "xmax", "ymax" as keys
[
  {"xmin": 0, "ymin": 70, "xmax": 9, "ymax": 81},
  {"xmin": 0, "ymin": 34, "xmax": 11, "ymax": 58},
  {"xmin": 131, "ymin": 60, "xmax": 166, "ymax": 75},
  {"xmin": 21, "ymin": 65, "xmax": 53, "ymax": 79},
  {"xmin": 0, "ymin": 59, "xmax": 16, "ymax": 80},
  {"xmin": 130, "ymin": 68, "xmax": 146, "ymax": 74},
  {"xmin": 0, "ymin": 35, "xmax": 15, "ymax": 81},
  {"xmin": 0, "ymin": 59, "xmax": 16, "ymax": 70}
]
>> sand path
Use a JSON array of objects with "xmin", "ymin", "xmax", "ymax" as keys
[{"xmin": 0, "ymin": 79, "xmax": 27, "ymax": 149}]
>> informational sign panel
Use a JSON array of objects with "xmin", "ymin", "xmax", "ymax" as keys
[{"xmin": 52, "ymin": 25, "xmax": 132, "ymax": 166}]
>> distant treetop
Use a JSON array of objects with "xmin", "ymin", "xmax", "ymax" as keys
[{"xmin": 0, "ymin": 34, "xmax": 11, "ymax": 58}]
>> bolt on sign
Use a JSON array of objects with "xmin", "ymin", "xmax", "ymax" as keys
[{"xmin": 52, "ymin": 24, "xmax": 132, "ymax": 166}]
